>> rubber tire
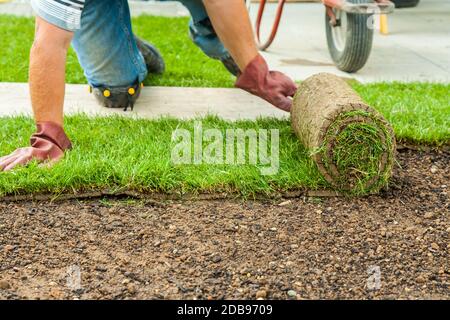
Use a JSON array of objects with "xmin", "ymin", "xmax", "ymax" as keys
[
  {"xmin": 325, "ymin": 0, "xmax": 374, "ymax": 73},
  {"xmin": 392, "ymin": 0, "xmax": 420, "ymax": 9}
]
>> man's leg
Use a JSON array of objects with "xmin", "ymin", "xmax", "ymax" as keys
[
  {"xmin": 72, "ymin": 0, "xmax": 162, "ymax": 110},
  {"xmin": 170, "ymin": 0, "xmax": 240, "ymax": 76}
]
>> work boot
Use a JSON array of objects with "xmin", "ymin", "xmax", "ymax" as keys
[
  {"xmin": 135, "ymin": 36, "xmax": 165, "ymax": 75},
  {"xmin": 91, "ymin": 79, "xmax": 143, "ymax": 112}
]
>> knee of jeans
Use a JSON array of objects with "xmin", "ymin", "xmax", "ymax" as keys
[
  {"xmin": 189, "ymin": 20, "xmax": 229, "ymax": 60},
  {"xmin": 83, "ymin": 61, "xmax": 147, "ymax": 88},
  {"xmin": 87, "ymin": 69, "xmax": 147, "ymax": 88},
  {"xmin": 72, "ymin": 0, "xmax": 147, "ymax": 87},
  {"xmin": 73, "ymin": 38, "xmax": 148, "ymax": 87}
]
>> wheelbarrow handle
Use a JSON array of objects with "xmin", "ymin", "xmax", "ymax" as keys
[{"xmin": 254, "ymin": 0, "xmax": 287, "ymax": 51}]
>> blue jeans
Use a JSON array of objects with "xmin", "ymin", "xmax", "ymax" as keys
[{"xmin": 72, "ymin": 0, "xmax": 230, "ymax": 88}]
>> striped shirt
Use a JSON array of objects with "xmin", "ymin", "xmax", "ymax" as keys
[{"xmin": 31, "ymin": 0, "xmax": 86, "ymax": 31}]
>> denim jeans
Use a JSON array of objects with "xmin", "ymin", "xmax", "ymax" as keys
[{"xmin": 72, "ymin": 0, "xmax": 230, "ymax": 88}]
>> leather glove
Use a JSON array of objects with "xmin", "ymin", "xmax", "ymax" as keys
[
  {"xmin": 0, "ymin": 122, "xmax": 72, "ymax": 172},
  {"xmin": 235, "ymin": 54, "xmax": 297, "ymax": 112}
]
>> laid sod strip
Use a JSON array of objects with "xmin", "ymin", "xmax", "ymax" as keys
[
  {"xmin": 291, "ymin": 73, "xmax": 396, "ymax": 195},
  {"xmin": 0, "ymin": 116, "xmax": 325, "ymax": 197}
]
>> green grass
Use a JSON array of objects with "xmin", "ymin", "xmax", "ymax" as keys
[
  {"xmin": 0, "ymin": 116, "xmax": 325, "ymax": 197},
  {"xmin": 0, "ymin": 15, "xmax": 448, "ymax": 196},
  {"xmin": 351, "ymin": 82, "xmax": 450, "ymax": 146}
]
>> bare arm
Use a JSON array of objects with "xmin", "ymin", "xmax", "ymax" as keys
[
  {"xmin": 202, "ymin": 0, "xmax": 297, "ymax": 112},
  {"xmin": 30, "ymin": 16, "xmax": 73, "ymax": 125},
  {"xmin": 0, "ymin": 17, "xmax": 73, "ymax": 171},
  {"xmin": 202, "ymin": 0, "xmax": 258, "ymax": 71}
]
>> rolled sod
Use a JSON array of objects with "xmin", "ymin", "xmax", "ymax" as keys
[{"xmin": 291, "ymin": 73, "xmax": 396, "ymax": 195}]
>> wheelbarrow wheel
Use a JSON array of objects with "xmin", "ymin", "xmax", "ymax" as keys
[{"xmin": 325, "ymin": 0, "xmax": 374, "ymax": 73}]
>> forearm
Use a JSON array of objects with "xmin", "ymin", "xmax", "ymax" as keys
[
  {"xmin": 202, "ymin": 0, "xmax": 258, "ymax": 71},
  {"xmin": 29, "ymin": 17, "xmax": 73, "ymax": 126}
]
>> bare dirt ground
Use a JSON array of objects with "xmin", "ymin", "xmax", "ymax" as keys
[{"xmin": 0, "ymin": 149, "xmax": 448, "ymax": 300}]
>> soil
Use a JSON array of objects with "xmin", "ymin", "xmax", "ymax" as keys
[{"xmin": 0, "ymin": 149, "xmax": 448, "ymax": 300}]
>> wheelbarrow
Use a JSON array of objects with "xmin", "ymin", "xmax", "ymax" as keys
[{"xmin": 246, "ymin": 0, "xmax": 395, "ymax": 73}]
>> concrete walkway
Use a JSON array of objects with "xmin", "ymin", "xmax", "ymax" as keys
[{"xmin": 0, "ymin": 83, "xmax": 287, "ymax": 120}]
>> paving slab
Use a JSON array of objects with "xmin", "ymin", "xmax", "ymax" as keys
[{"xmin": 0, "ymin": 83, "xmax": 287, "ymax": 120}]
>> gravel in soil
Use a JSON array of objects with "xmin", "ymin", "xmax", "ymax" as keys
[{"xmin": 0, "ymin": 150, "xmax": 448, "ymax": 300}]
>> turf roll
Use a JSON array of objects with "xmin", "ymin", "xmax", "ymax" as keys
[{"xmin": 291, "ymin": 73, "xmax": 396, "ymax": 195}]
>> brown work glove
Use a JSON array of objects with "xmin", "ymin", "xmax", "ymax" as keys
[
  {"xmin": 0, "ymin": 122, "xmax": 72, "ymax": 172},
  {"xmin": 235, "ymin": 54, "xmax": 297, "ymax": 112}
]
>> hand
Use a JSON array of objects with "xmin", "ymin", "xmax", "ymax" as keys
[
  {"xmin": 235, "ymin": 54, "xmax": 297, "ymax": 112},
  {"xmin": 0, "ymin": 122, "xmax": 72, "ymax": 172}
]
